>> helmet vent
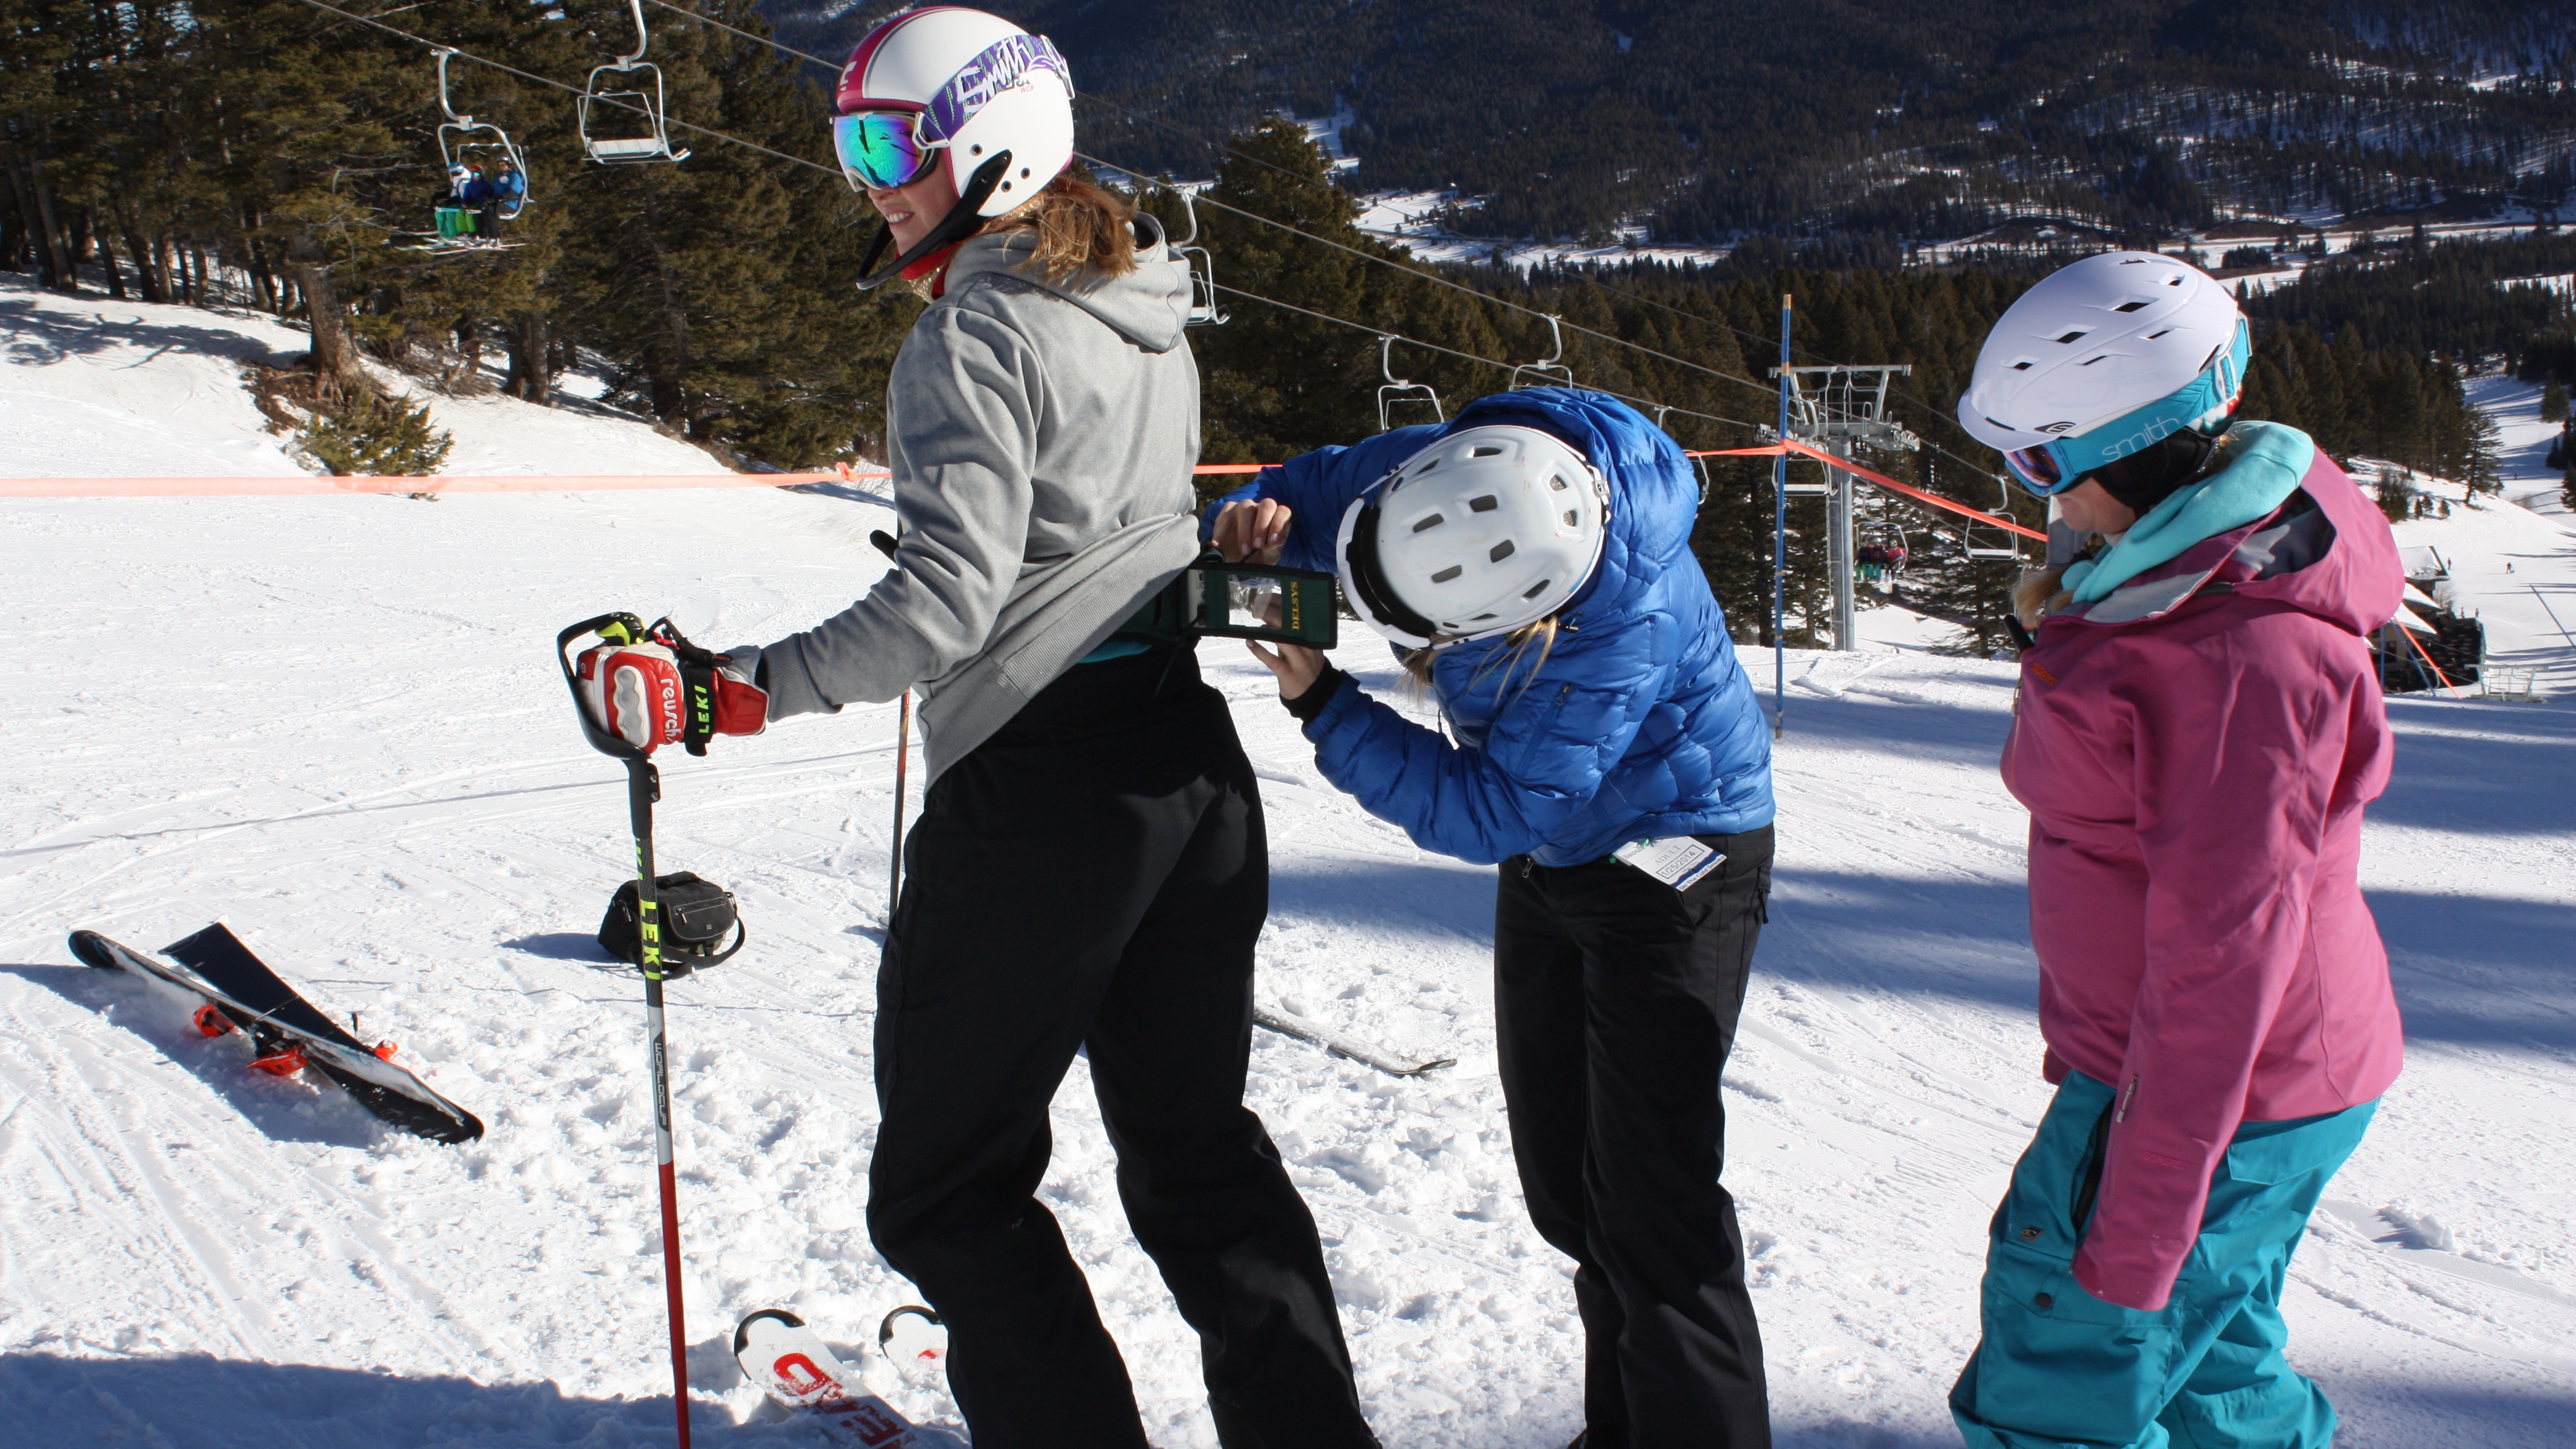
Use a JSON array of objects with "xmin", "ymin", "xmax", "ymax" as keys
[
  {"xmin": 1430, "ymin": 565, "xmax": 1463, "ymax": 583},
  {"xmin": 1548, "ymin": 474, "xmax": 1570, "ymax": 491},
  {"xmin": 1470, "ymin": 444, "xmax": 1504, "ymax": 458},
  {"xmin": 1470, "ymin": 613, "xmax": 1497, "ymax": 621},
  {"xmin": 2114, "ymin": 300, "xmax": 2149, "ymax": 312},
  {"xmin": 1489, "ymin": 539, "xmax": 1516, "ymax": 563},
  {"xmin": 2054, "ymin": 330, "xmax": 2087, "ymax": 344},
  {"xmin": 1469, "ymin": 494, "xmax": 1499, "ymax": 513},
  {"xmin": 2080, "ymin": 355, "xmax": 2108, "ymax": 365},
  {"xmin": 1412, "ymin": 513, "xmax": 1445, "ymax": 532},
  {"xmin": 2012, "ymin": 361, "xmax": 2033, "ymax": 371},
  {"xmin": 1523, "ymin": 579, "xmax": 1552, "ymax": 599},
  {"xmin": 2145, "ymin": 329, "xmax": 2172, "ymax": 339},
  {"xmin": 1563, "ymin": 510, "xmax": 1579, "ymax": 526}
]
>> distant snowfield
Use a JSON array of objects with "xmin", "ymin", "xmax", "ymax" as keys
[{"xmin": 3, "ymin": 282, "xmax": 2572, "ymax": 1448}]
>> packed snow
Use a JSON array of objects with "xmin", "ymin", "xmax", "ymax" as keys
[{"xmin": 3, "ymin": 276, "xmax": 2573, "ymax": 1447}]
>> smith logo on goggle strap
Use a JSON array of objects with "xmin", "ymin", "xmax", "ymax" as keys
[
  {"xmin": 1115, "ymin": 552, "xmax": 1340, "ymax": 650},
  {"xmin": 925, "ymin": 34, "xmax": 1073, "ymax": 141}
]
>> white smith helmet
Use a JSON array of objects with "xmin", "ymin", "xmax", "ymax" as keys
[
  {"xmin": 836, "ymin": 7, "xmax": 1075, "ymax": 218},
  {"xmin": 1958, "ymin": 251, "xmax": 2250, "ymax": 494},
  {"xmin": 1335, "ymin": 425, "xmax": 1610, "ymax": 650}
]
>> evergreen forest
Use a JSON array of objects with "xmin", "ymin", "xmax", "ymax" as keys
[
  {"xmin": 5, "ymin": 2, "xmax": 2569, "ymax": 652},
  {"xmin": 768, "ymin": 0, "xmax": 2576, "ymax": 246}
]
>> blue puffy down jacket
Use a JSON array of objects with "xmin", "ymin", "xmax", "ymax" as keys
[{"xmin": 1205, "ymin": 388, "xmax": 1775, "ymax": 867}]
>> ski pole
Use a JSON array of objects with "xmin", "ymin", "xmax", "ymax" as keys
[
  {"xmin": 627, "ymin": 754, "xmax": 693, "ymax": 1449},
  {"xmin": 557, "ymin": 614, "xmax": 694, "ymax": 1449},
  {"xmin": 890, "ymin": 690, "xmax": 911, "ymax": 912},
  {"xmin": 869, "ymin": 531, "xmax": 912, "ymax": 921}
]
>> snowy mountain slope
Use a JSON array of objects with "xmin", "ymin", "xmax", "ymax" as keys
[
  {"xmin": 4, "ymin": 289, "xmax": 2572, "ymax": 1448},
  {"xmin": 2428, "ymin": 375, "xmax": 2576, "ymax": 694},
  {"xmin": 0, "ymin": 273, "xmax": 730, "ymax": 481}
]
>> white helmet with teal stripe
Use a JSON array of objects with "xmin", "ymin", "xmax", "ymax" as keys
[{"xmin": 1959, "ymin": 251, "xmax": 2250, "ymax": 497}]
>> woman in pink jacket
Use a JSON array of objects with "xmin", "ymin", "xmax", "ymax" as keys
[{"xmin": 1949, "ymin": 252, "xmax": 2405, "ymax": 1449}]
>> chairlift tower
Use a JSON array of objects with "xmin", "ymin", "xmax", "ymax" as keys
[{"xmin": 1767, "ymin": 364, "xmax": 1916, "ymax": 651}]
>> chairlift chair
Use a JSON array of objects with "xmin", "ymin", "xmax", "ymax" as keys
[
  {"xmin": 1652, "ymin": 404, "xmax": 1713, "ymax": 504},
  {"xmin": 1963, "ymin": 470, "xmax": 2024, "ymax": 562},
  {"xmin": 1856, "ymin": 520, "xmax": 1910, "ymax": 581},
  {"xmin": 1376, "ymin": 336, "xmax": 1444, "ymax": 432},
  {"xmin": 432, "ymin": 49, "xmax": 531, "ymax": 225},
  {"xmin": 579, "ymin": 0, "xmax": 690, "ymax": 165},
  {"xmin": 1172, "ymin": 192, "xmax": 1227, "ymax": 327},
  {"xmin": 1509, "ymin": 314, "xmax": 1575, "ymax": 390},
  {"xmin": 1779, "ymin": 454, "xmax": 1831, "ymax": 499}
]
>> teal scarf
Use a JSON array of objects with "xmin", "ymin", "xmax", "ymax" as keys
[{"xmin": 2062, "ymin": 422, "xmax": 2313, "ymax": 605}]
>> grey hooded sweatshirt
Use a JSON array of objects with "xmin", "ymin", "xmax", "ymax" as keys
[{"xmin": 747, "ymin": 219, "xmax": 1205, "ymax": 781}]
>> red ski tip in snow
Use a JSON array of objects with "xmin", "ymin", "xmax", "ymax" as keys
[
  {"xmin": 249, "ymin": 1043, "xmax": 308, "ymax": 1077},
  {"xmin": 373, "ymin": 1041, "xmax": 399, "ymax": 1061}
]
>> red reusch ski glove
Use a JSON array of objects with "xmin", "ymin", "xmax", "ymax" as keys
[{"xmin": 575, "ymin": 620, "xmax": 767, "ymax": 756}]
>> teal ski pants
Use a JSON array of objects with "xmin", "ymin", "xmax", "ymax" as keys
[{"xmin": 1950, "ymin": 1071, "xmax": 2376, "ymax": 1449}]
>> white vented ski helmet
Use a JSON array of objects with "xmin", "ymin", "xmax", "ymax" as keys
[
  {"xmin": 1335, "ymin": 425, "xmax": 1610, "ymax": 650},
  {"xmin": 836, "ymin": 7, "xmax": 1075, "ymax": 218},
  {"xmin": 1958, "ymin": 250, "xmax": 2250, "ymax": 495}
]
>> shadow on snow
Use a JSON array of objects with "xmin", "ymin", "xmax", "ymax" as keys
[
  {"xmin": 0, "ymin": 1351, "xmax": 794, "ymax": 1449},
  {"xmin": 1, "ymin": 962, "xmax": 385, "ymax": 1149}
]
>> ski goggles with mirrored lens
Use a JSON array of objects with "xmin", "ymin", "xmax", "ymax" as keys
[
  {"xmin": 832, "ymin": 109, "xmax": 942, "ymax": 192},
  {"xmin": 2001, "ymin": 319, "xmax": 2252, "ymax": 499},
  {"xmin": 832, "ymin": 33, "xmax": 1073, "ymax": 193}
]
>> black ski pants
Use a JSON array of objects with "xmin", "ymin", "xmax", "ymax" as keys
[
  {"xmin": 867, "ymin": 647, "xmax": 1375, "ymax": 1449},
  {"xmin": 1495, "ymin": 826, "xmax": 1776, "ymax": 1449}
]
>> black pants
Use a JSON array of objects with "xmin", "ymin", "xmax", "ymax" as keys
[
  {"xmin": 1495, "ymin": 826, "xmax": 1776, "ymax": 1449},
  {"xmin": 868, "ymin": 648, "xmax": 1375, "ymax": 1449}
]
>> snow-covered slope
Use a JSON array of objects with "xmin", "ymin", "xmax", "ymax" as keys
[
  {"xmin": 2, "ymin": 285, "xmax": 2572, "ymax": 1448},
  {"xmin": 0, "ymin": 273, "xmax": 729, "ymax": 480}
]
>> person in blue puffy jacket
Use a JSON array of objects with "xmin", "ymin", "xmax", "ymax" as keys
[{"xmin": 1208, "ymin": 387, "xmax": 1778, "ymax": 1449}]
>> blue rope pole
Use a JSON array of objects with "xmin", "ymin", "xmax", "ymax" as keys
[{"xmin": 1772, "ymin": 294, "xmax": 1792, "ymax": 736}]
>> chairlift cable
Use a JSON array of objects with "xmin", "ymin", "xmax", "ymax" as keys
[
  {"xmin": 1205, "ymin": 280, "xmax": 1766, "ymax": 433},
  {"xmin": 594, "ymin": 0, "xmax": 1825, "ymax": 426},
  {"xmin": 608, "ymin": 0, "xmax": 2027, "ymax": 507},
  {"xmin": 1043, "ymin": 87, "xmax": 2023, "ymax": 494},
  {"xmin": 640, "ymin": 0, "xmax": 841, "ymax": 74},
  {"xmin": 286, "ymin": 0, "xmax": 843, "ymax": 180},
  {"xmin": 1079, "ymin": 148, "xmax": 1782, "ymax": 405},
  {"xmin": 289, "ymin": 0, "xmax": 1769, "ymax": 446}
]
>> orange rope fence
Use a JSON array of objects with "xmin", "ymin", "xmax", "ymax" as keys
[
  {"xmin": 1692, "ymin": 442, "xmax": 2047, "ymax": 542},
  {"xmin": 2394, "ymin": 617, "xmax": 2466, "ymax": 699},
  {"xmin": 2, "ymin": 449, "xmax": 2034, "ymax": 546},
  {"xmin": 0, "ymin": 461, "xmax": 1269, "ymax": 499}
]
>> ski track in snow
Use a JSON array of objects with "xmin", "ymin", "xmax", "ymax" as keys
[{"xmin": 3, "ymin": 285, "xmax": 2573, "ymax": 1446}]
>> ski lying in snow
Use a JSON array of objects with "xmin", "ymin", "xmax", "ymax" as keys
[
  {"xmin": 1254, "ymin": 1004, "xmax": 1455, "ymax": 1077},
  {"xmin": 69, "ymin": 926, "xmax": 484, "ymax": 1144},
  {"xmin": 735, "ymin": 1308, "xmax": 936, "ymax": 1447}
]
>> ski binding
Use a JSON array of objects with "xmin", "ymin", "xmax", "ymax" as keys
[{"xmin": 735, "ymin": 1308, "xmax": 933, "ymax": 1447}]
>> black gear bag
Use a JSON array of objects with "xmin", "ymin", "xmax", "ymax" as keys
[{"xmin": 599, "ymin": 872, "xmax": 745, "ymax": 976}]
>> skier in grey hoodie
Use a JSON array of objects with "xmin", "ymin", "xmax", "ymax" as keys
[{"xmin": 693, "ymin": 12, "xmax": 1378, "ymax": 1448}]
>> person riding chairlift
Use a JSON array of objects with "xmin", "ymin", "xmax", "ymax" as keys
[{"xmin": 433, "ymin": 163, "xmax": 478, "ymax": 239}]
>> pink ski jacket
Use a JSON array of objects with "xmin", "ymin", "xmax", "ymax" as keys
[{"xmin": 2001, "ymin": 423, "xmax": 2405, "ymax": 1311}]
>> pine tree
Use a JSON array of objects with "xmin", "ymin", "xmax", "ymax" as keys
[{"xmin": 2544, "ymin": 379, "xmax": 2569, "ymax": 424}]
